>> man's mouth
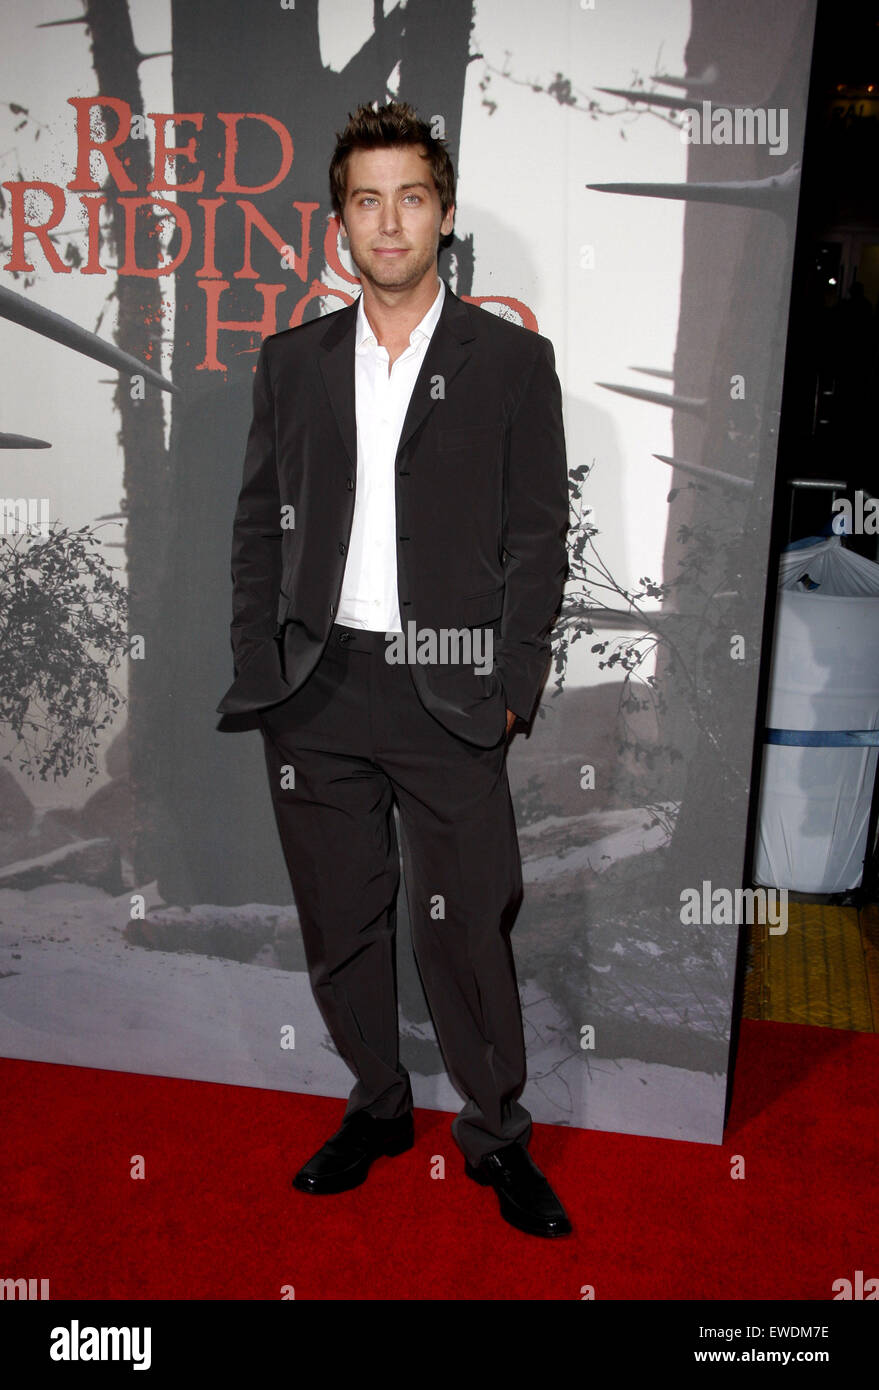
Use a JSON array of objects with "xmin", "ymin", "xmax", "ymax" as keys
[{"xmin": 372, "ymin": 247, "xmax": 409, "ymax": 255}]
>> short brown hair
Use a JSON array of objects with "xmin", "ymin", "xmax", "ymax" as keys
[{"xmin": 329, "ymin": 101, "xmax": 456, "ymax": 219}]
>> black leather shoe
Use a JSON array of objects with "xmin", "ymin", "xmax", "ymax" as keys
[
  {"xmin": 465, "ymin": 1143, "xmax": 572, "ymax": 1237},
  {"xmin": 292, "ymin": 1110, "xmax": 414, "ymax": 1194}
]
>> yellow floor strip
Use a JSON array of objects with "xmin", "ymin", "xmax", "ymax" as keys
[
  {"xmin": 741, "ymin": 919, "xmax": 770, "ymax": 1019},
  {"xmin": 860, "ymin": 904, "xmax": 879, "ymax": 1028},
  {"xmin": 743, "ymin": 900, "xmax": 877, "ymax": 1031}
]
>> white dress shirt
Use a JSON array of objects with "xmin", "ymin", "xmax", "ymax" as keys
[{"xmin": 336, "ymin": 276, "xmax": 445, "ymax": 633}]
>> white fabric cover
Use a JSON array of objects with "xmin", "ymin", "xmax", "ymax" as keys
[{"xmin": 754, "ymin": 538, "xmax": 879, "ymax": 891}]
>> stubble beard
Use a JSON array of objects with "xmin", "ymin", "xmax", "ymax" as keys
[{"xmin": 353, "ymin": 240, "xmax": 439, "ymax": 295}]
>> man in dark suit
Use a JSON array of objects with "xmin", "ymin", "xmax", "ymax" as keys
[{"xmin": 217, "ymin": 102, "xmax": 571, "ymax": 1238}]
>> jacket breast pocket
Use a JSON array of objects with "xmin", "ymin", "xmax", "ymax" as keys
[
  {"xmin": 460, "ymin": 583, "xmax": 504, "ymax": 626},
  {"xmin": 437, "ymin": 424, "xmax": 502, "ymax": 453}
]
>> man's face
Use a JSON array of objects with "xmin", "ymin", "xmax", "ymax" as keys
[{"xmin": 339, "ymin": 143, "xmax": 454, "ymax": 293}]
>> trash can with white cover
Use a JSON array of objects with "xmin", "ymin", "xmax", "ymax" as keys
[{"xmin": 753, "ymin": 536, "xmax": 879, "ymax": 893}]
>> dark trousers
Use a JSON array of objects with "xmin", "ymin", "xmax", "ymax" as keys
[{"xmin": 257, "ymin": 622, "xmax": 532, "ymax": 1165}]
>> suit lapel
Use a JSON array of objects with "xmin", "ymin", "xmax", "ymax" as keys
[
  {"xmin": 318, "ymin": 298, "xmax": 358, "ymax": 470},
  {"xmin": 397, "ymin": 285, "xmax": 475, "ymax": 454},
  {"xmin": 317, "ymin": 282, "xmax": 477, "ymax": 469}
]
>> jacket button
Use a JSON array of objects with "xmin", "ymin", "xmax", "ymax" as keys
[
  {"xmin": 338, "ymin": 542, "xmax": 346, "ymax": 554},
  {"xmin": 346, "ymin": 478, "xmax": 354, "ymax": 490}
]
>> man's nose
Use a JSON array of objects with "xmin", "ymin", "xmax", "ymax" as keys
[{"xmin": 379, "ymin": 205, "xmax": 401, "ymax": 236}]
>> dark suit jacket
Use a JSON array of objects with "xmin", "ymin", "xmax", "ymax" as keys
[{"xmin": 216, "ymin": 281, "xmax": 569, "ymax": 746}]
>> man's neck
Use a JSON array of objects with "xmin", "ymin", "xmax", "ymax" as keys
[{"xmin": 360, "ymin": 269, "xmax": 441, "ymax": 352}]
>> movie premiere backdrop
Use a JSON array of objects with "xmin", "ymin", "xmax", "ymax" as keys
[{"xmin": 0, "ymin": 0, "xmax": 816, "ymax": 1145}]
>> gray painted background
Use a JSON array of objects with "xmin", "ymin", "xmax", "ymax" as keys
[{"xmin": 0, "ymin": 0, "xmax": 817, "ymax": 1145}]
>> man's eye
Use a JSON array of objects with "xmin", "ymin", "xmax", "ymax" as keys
[
  {"xmin": 360, "ymin": 197, "xmax": 377, "ymax": 206},
  {"xmin": 403, "ymin": 195, "xmax": 421, "ymax": 204}
]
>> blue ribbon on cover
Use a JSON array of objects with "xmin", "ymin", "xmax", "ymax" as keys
[{"xmin": 765, "ymin": 729, "xmax": 879, "ymax": 747}]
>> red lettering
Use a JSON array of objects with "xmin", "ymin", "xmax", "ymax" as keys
[
  {"xmin": 66, "ymin": 97, "xmax": 135, "ymax": 192},
  {"xmin": 461, "ymin": 295, "xmax": 538, "ymax": 332},
  {"xmin": 1, "ymin": 181, "xmax": 70, "ymax": 272},
  {"xmin": 79, "ymin": 194, "xmax": 108, "ymax": 275},
  {"xmin": 236, "ymin": 201, "xmax": 318, "ymax": 279},
  {"xmin": 196, "ymin": 280, "xmax": 284, "ymax": 370},
  {"xmin": 118, "ymin": 197, "xmax": 192, "ymax": 277},
  {"xmin": 287, "ymin": 281, "xmax": 355, "ymax": 327},
  {"xmin": 194, "ymin": 198, "xmax": 225, "ymax": 278},
  {"xmin": 147, "ymin": 113, "xmax": 205, "ymax": 192},
  {"xmin": 216, "ymin": 113, "xmax": 293, "ymax": 194}
]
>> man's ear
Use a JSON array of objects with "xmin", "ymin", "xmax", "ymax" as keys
[
  {"xmin": 339, "ymin": 214, "xmax": 348, "ymax": 239},
  {"xmin": 441, "ymin": 202, "xmax": 455, "ymax": 237}
]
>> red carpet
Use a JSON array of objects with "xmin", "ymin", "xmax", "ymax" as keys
[{"xmin": 2, "ymin": 1019, "xmax": 877, "ymax": 1300}]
